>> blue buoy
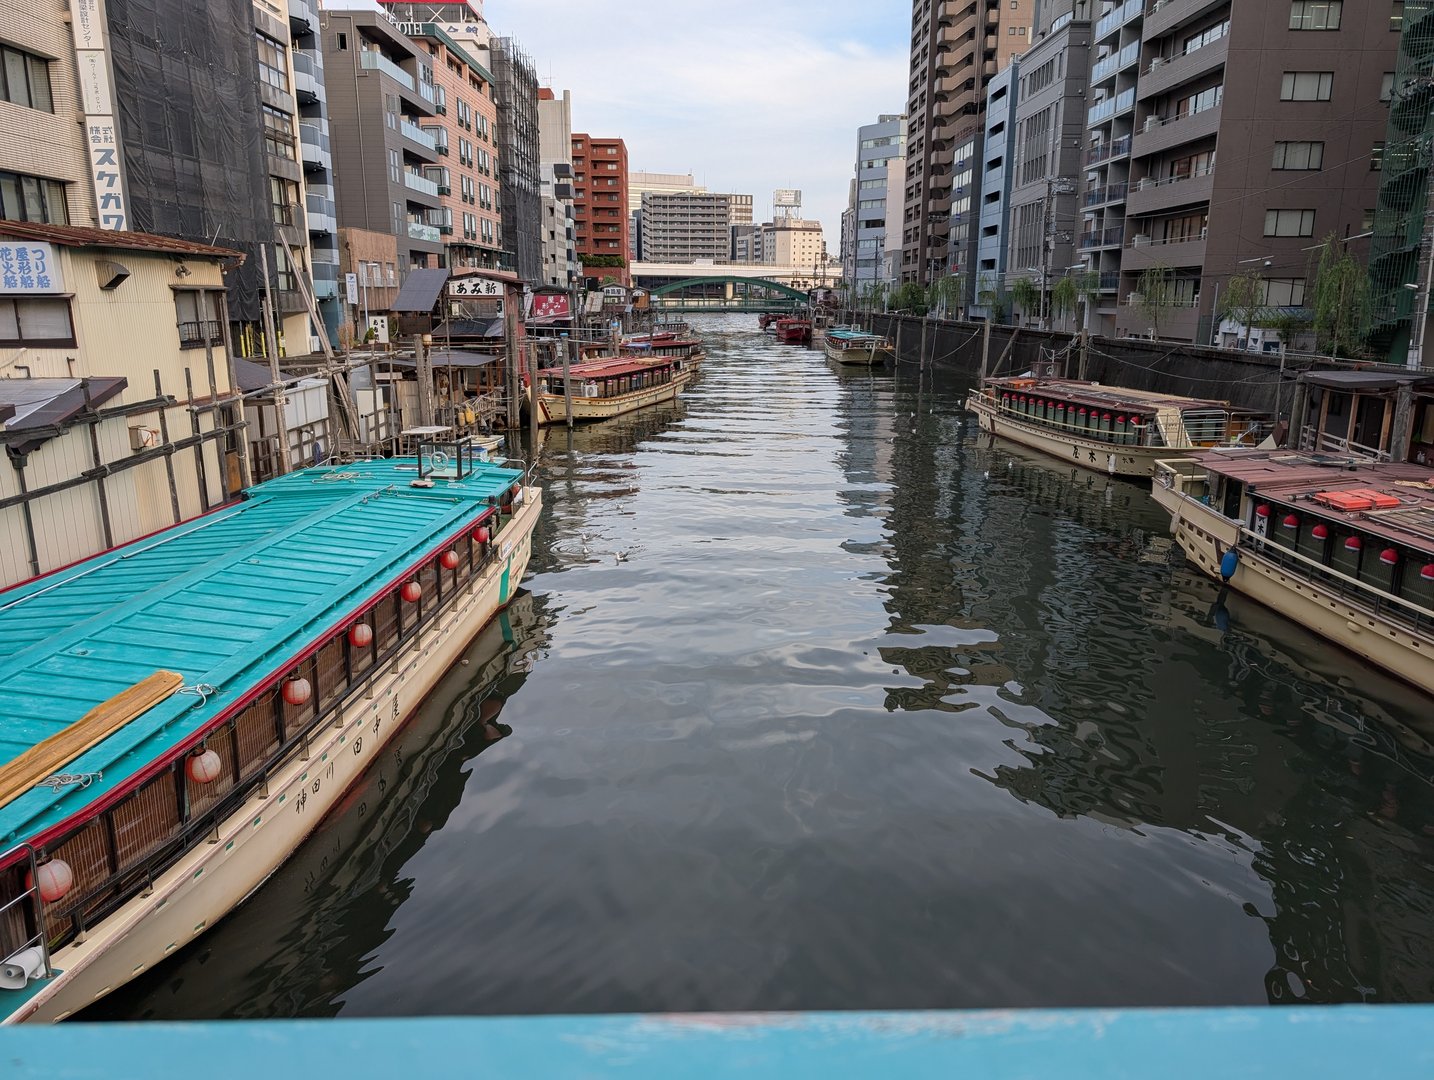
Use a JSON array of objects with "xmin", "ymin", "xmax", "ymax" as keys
[{"xmin": 1220, "ymin": 549, "xmax": 1239, "ymax": 582}]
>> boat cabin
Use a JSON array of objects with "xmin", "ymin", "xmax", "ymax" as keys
[
  {"xmin": 538, "ymin": 356, "xmax": 683, "ymax": 400},
  {"xmin": 1289, "ymin": 370, "xmax": 1434, "ymax": 465}
]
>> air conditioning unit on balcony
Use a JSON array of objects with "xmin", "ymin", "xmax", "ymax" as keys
[
  {"xmin": 1132, "ymin": 234, "xmax": 1151, "ymax": 246},
  {"xmin": 1144, "ymin": 116, "xmax": 1162, "ymax": 132},
  {"xmin": 1150, "ymin": 57, "xmax": 1165, "ymax": 68},
  {"xmin": 1126, "ymin": 292, "xmax": 1143, "ymax": 305}
]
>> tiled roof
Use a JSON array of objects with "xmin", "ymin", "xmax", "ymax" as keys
[{"xmin": 0, "ymin": 221, "xmax": 243, "ymax": 261}]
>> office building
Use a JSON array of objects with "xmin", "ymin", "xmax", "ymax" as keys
[
  {"xmin": 572, "ymin": 134, "xmax": 630, "ymax": 285},
  {"xmin": 974, "ymin": 61, "xmax": 1019, "ymax": 320},
  {"xmin": 288, "ymin": 0, "xmax": 342, "ymax": 344},
  {"xmin": 902, "ymin": 0, "xmax": 1036, "ymax": 284}
]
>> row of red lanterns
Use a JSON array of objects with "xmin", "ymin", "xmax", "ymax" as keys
[
  {"xmin": 1255, "ymin": 505, "xmax": 1433, "ymax": 574},
  {"xmin": 1003, "ymin": 393, "xmax": 1133, "ymax": 426}
]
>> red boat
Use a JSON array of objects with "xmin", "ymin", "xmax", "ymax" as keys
[{"xmin": 775, "ymin": 317, "xmax": 812, "ymax": 345}]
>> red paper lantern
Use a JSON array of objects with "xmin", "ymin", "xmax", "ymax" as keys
[
  {"xmin": 440, "ymin": 549, "xmax": 460, "ymax": 570},
  {"xmin": 348, "ymin": 623, "xmax": 374, "ymax": 648},
  {"xmin": 472, "ymin": 526, "xmax": 490, "ymax": 544},
  {"xmin": 1345, "ymin": 536, "xmax": 1363, "ymax": 551},
  {"xmin": 1116, "ymin": 415, "xmax": 1126, "ymax": 424},
  {"xmin": 282, "ymin": 677, "xmax": 312, "ymax": 706},
  {"xmin": 1102, "ymin": 413, "xmax": 1111, "ymax": 422},
  {"xmin": 1311, "ymin": 523, "xmax": 1329, "ymax": 540},
  {"xmin": 1255, "ymin": 504, "xmax": 1271, "ymax": 518},
  {"xmin": 1282, "ymin": 514, "xmax": 1299, "ymax": 530},
  {"xmin": 186, "ymin": 748, "xmax": 223, "ymax": 785},
  {"xmin": 1380, "ymin": 547, "xmax": 1400, "ymax": 565},
  {"xmin": 401, "ymin": 581, "xmax": 422, "ymax": 603},
  {"xmin": 26, "ymin": 859, "xmax": 73, "ymax": 904},
  {"xmin": 1421, "ymin": 564, "xmax": 1434, "ymax": 580}
]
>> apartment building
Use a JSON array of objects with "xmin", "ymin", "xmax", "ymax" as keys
[
  {"xmin": 639, "ymin": 192, "xmax": 733, "ymax": 263},
  {"xmin": 538, "ymin": 88, "xmax": 577, "ymax": 287},
  {"xmin": 1105, "ymin": 0, "xmax": 1393, "ymax": 342},
  {"xmin": 321, "ymin": 9, "xmax": 444, "ymax": 278},
  {"xmin": 405, "ymin": 24, "xmax": 507, "ymax": 274},
  {"xmin": 572, "ymin": 134, "xmax": 631, "ymax": 285},
  {"xmin": 902, "ymin": 0, "xmax": 1035, "ymax": 284},
  {"xmin": 489, "ymin": 37, "xmax": 542, "ymax": 284},
  {"xmin": 845, "ymin": 115, "xmax": 907, "ymax": 293},
  {"xmin": 289, "ymin": 0, "xmax": 342, "ymax": 343}
]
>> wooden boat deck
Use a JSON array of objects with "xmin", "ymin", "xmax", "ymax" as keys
[{"xmin": 985, "ymin": 378, "xmax": 1259, "ymax": 415}]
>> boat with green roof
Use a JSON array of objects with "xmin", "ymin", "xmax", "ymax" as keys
[{"xmin": 0, "ymin": 437, "xmax": 540, "ymax": 1022}]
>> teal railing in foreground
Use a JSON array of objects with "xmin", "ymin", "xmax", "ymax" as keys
[{"xmin": 5, "ymin": 1007, "xmax": 1434, "ymax": 1077}]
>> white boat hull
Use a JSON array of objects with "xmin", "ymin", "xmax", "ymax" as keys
[
  {"xmin": 1152, "ymin": 482, "xmax": 1434, "ymax": 692},
  {"xmin": 968, "ymin": 393, "xmax": 1168, "ymax": 478},
  {"xmin": 5, "ymin": 490, "xmax": 542, "ymax": 1023},
  {"xmin": 823, "ymin": 339, "xmax": 889, "ymax": 366},
  {"xmin": 536, "ymin": 371, "xmax": 690, "ymax": 425}
]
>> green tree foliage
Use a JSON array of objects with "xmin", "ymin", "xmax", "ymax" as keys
[
  {"xmin": 891, "ymin": 281, "xmax": 929, "ymax": 315},
  {"xmin": 1134, "ymin": 264, "xmax": 1175, "ymax": 339},
  {"xmin": 977, "ymin": 273, "xmax": 1008, "ymax": 323},
  {"xmin": 582, "ymin": 254, "xmax": 627, "ymax": 268},
  {"xmin": 929, "ymin": 273, "xmax": 965, "ymax": 318},
  {"xmin": 1309, "ymin": 235, "xmax": 1371, "ymax": 358},
  {"xmin": 1217, "ymin": 270, "xmax": 1267, "ymax": 346},
  {"xmin": 1050, "ymin": 271, "xmax": 1099, "ymax": 329},
  {"xmin": 1010, "ymin": 276, "xmax": 1041, "ymax": 323}
]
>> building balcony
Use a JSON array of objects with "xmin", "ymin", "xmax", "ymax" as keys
[
  {"xmin": 1132, "ymin": 102, "xmax": 1221, "ymax": 158},
  {"xmin": 1125, "ymin": 167, "xmax": 1214, "ymax": 216},
  {"xmin": 305, "ymin": 192, "xmax": 336, "ymax": 234},
  {"xmin": 1143, "ymin": 0, "xmax": 1226, "ymax": 41},
  {"xmin": 1122, "ymin": 230, "xmax": 1207, "ymax": 270},
  {"xmin": 1078, "ymin": 225, "xmax": 1126, "ymax": 250},
  {"xmin": 1137, "ymin": 34, "xmax": 1227, "ymax": 101},
  {"xmin": 400, "ymin": 119, "xmax": 437, "ymax": 151},
  {"xmin": 1094, "ymin": 0, "xmax": 1144, "ymax": 42},
  {"xmin": 292, "ymin": 50, "xmax": 322, "ymax": 105},
  {"xmin": 1085, "ymin": 134, "xmax": 1132, "ymax": 166},
  {"xmin": 408, "ymin": 221, "xmax": 441, "ymax": 243},
  {"xmin": 1087, "ymin": 88, "xmax": 1135, "ymax": 127},
  {"xmin": 1084, "ymin": 182, "xmax": 1129, "ymax": 208},
  {"xmin": 361, "ymin": 49, "xmax": 414, "ymax": 90},
  {"xmin": 1091, "ymin": 41, "xmax": 1140, "ymax": 86},
  {"xmin": 299, "ymin": 122, "xmax": 330, "ymax": 173},
  {"xmin": 312, "ymin": 278, "xmax": 338, "ymax": 300},
  {"xmin": 404, "ymin": 171, "xmax": 440, "ymax": 197}
]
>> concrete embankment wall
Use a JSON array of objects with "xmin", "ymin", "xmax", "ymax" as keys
[{"xmin": 865, "ymin": 315, "xmax": 1374, "ymax": 418}]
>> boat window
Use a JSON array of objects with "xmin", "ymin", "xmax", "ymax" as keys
[
  {"xmin": 375, "ymin": 592, "xmax": 400, "ymax": 653},
  {"xmin": 234, "ymin": 696, "xmax": 282, "ymax": 773},
  {"xmin": 317, "ymin": 636, "xmax": 346, "ymax": 710}
]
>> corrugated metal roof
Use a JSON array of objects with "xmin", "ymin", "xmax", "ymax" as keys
[
  {"xmin": 0, "ymin": 221, "xmax": 242, "ymax": 260},
  {"xmin": 0, "ymin": 457, "xmax": 523, "ymax": 845},
  {"xmin": 392, "ymin": 268, "xmax": 450, "ymax": 313}
]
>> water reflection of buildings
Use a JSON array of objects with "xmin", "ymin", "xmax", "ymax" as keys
[
  {"xmin": 88, "ymin": 592, "xmax": 550, "ymax": 1021},
  {"xmin": 874, "ymin": 364, "xmax": 1434, "ymax": 1005}
]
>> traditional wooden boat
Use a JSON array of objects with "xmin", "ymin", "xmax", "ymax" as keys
[
  {"xmin": 0, "ymin": 440, "xmax": 540, "ymax": 1022},
  {"xmin": 966, "ymin": 378, "xmax": 1271, "ymax": 478},
  {"xmin": 530, "ymin": 354, "xmax": 691, "ymax": 425},
  {"xmin": 1153, "ymin": 450, "xmax": 1434, "ymax": 691},
  {"xmin": 822, "ymin": 328, "xmax": 893, "ymax": 366},
  {"xmin": 775, "ymin": 317, "xmax": 812, "ymax": 345},
  {"xmin": 623, "ymin": 330, "xmax": 706, "ymax": 370}
]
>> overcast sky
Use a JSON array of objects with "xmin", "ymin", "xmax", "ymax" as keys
[{"xmin": 483, "ymin": 0, "xmax": 910, "ymax": 249}]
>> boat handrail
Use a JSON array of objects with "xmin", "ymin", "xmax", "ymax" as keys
[{"xmin": 0, "ymin": 843, "xmax": 52, "ymax": 980}]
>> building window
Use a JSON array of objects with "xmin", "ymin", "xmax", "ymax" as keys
[
  {"xmin": 270, "ymin": 177, "xmax": 299, "ymax": 226},
  {"xmin": 175, "ymin": 291, "xmax": 222, "ymax": 348},
  {"xmin": 1177, "ymin": 85, "xmax": 1223, "ymax": 117},
  {"xmin": 1372, "ymin": 141, "xmax": 1386, "ymax": 170},
  {"xmin": 1264, "ymin": 209, "xmax": 1316, "ymax": 236},
  {"xmin": 337, "ymin": 32, "xmax": 347, "ymax": 50},
  {"xmin": 0, "ymin": 44, "xmax": 52, "ymax": 112},
  {"xmin": 1272, "ymin": 141, "xmax": 1324, "ymax": 169},
  {"xmin": 1289, "ymin": 2, "xmax": 1341, "ymax": 30},
  {"xmin": 256, "ymin": 34, "xmax": 290, "ymax": 92},
  {"xmin": 0, "ymin": 170, "xmax": 68, "ymax": 224},
  {"xmin": 262, "ymin": 104, "xmax": 296, "ymax": 160},
  {"xmin": 1262, "ymin": 278, "xmax": 1307, "ymax": 307},
  {"xmin": 389, "ymin": 149, "xmax": 401, "ymax": 184},
  {"xmin": 1281, "ymin": 71, "xmax": 1333, "ymax": 100},
  {"xmin": 1393, "ymin": 1, "xmax": 1405, "ymax": 31},
  {"xmin": 0, "ymin": 297, "xmax": 74, "ymax": 346},
  {"xmin": 1382, "ymin": 72, "xmax": 1397, "ymax": 101}
]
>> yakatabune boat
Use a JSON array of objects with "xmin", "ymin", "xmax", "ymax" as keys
[
  {"xmin": 0, "ymin": 440, "xmax": 540, "ymax": 1022},
  {"xmin": 966, "ymin": 377, "xmax": 1271, "ymax": 478},
  {"xmin": 623, "ymin": 330, "xmax": 706, "ymax": 369},
  {"xmin": 1153, "ymin": 449, "xmax": 1434, "ymax": 691},
  {"xmin": 822, "ymin": 327, "xmax": 894, "ymax": 366},
  {"xmin": 530, "ymin": 355, "xmax": 691, "ymax": 425}
]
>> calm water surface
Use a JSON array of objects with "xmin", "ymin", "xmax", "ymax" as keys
[{"xmin": 96, "ymin": 315, "xmax": 1434, "ymax": 1020}]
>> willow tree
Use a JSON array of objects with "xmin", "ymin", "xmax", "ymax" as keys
[
  {"xmin": 1309, "ymin": 235, "xmax": 1371, "ymax": 358},
  {"xmin": 1051, "ymin": 270, "xmax": 1100, "ymax": 331},
  {"xmin": 1134, "ymin": 264, "xmax": 1175, "ymax": 339},
  {"xmin": 1217, "ymin": 269, "xmax": 1267, "ymax": 349},
  {"xmin": 891, "ymin": 282, "xmax": 929, "ymax": 315},
  {"xmin": 929, "ymin": 273, "xmax": 966, "ymax": 319},
  {"xmin": 1010, "ymin": 276, "xmax": 1041, "ymax": 325}
]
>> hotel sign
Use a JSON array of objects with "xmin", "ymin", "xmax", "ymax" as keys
[
  {"xmin": 71, "ymin": 0, "xmax": 129, "ymax": 231},
  {"xmin": 0, "ymin": 243, "xmax": 63, "ymax": 294}
]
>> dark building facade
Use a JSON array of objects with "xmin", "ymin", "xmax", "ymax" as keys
[{"xmin": 491, "ymin": 37, "xmax": 541, "ymax": 284}]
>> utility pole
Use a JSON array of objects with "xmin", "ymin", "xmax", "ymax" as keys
[
  {"xmin": 526, "ymin": 339, "xmax": 540, "ymax": 446},
  {"xmin": 503, "ymin": 287, "xmax": 521, "ymax": 432},
  {"xmin": 979, "ymin": 316, "xmax": 992, "ymax": 386},
  {"xmin": 1042, "ymin": 176, "xmax": 1077, "ymax": 332},
  {"xmin": 561, "ymin": 330, "xmax": 574, "ymax": 430}
]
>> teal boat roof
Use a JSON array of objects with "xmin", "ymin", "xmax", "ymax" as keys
[{"xmin": 0, "ymin": 458, "xmax": 522, "ymax": 846}]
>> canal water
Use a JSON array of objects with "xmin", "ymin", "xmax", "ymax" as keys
[{"xmin": 96, "ymin": 315, "xmax": 1434, "ymax": 1020}]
